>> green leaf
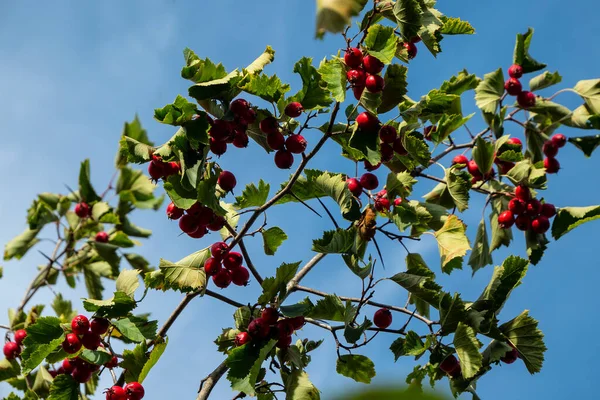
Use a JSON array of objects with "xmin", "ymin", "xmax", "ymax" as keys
[
  {"xmin": 138, "ymin": 338, "xmax": 167, "ymax": 383},
  {"xmin": 318, "ymin": 58, "xmax": 346, "ymax": 102},
  {"xmin": 181, "ymin": 48, "xmax": 228, "ymax": 83},
  {"xmin": 155, "ymin": 249, "xmax": 209, "ymax": 293},
  {"xmin": 364, "ymin": 25, "xmax": 397, "ymax": 64},
  {"xmin": 573, "ymin": 79, "xmax": 600, "ymax": 114},
  {"xmin": 312, "ymin": 228, "xmax": 355, "ymax": 254},
  {"xmin": 227, "ymin": 340, "xmax": 277, "ymax": 396},
  {"xmin": 78, "ymin": 349, "xmax": 112, "ymax": 366},
  {"xmin": 280, "ymin": 298, "xmax": 315, "ymax": 318},
  {"xmin": 124, "ymin": 253, "xmax": 152, "ymax": 274},
  {"xmin": 472, "ymin": 137, "xmax": 495, "ymax": 175},
  {"xmin": 78, "ymin": 159, "xmax": 100, "ymax": 203},
  {"xmin": 349, "ymin": 127, "xmax": 381, "ymax": 165},
  {"xmin": 115, "ymin": 269, "xmax": 140, "ymax": 298},
  {"xmin": 121, "ymin": 342, "xmax": 147, "ymax": 383},
  {"xmin": 453, "ymin": 322, "xmax": 483, "ymax": 379},
  {"xmin": 551, "ymin": 205, "xmax": 600, "ymax": 240},
  {"xmin": 359, "ymin": 88, "xmax": 382, "ymax": 115},
  {"xmin": 513, "ymin": 28, "xmax": 547, "ymax": 74},
  {"xmin": 307, "ymin": 295, "xmax": 347, "ymax": 322},
  {"xmin": 154, "ymin": 95, "xmax": 197, "ymax": 125},
  {"xmin": 344, "ymin": 317, "xmax": 373, "ymax": 344},
  {"xmin": 439, "ymin": 293, "xmax": 467, "ymax": 334},
  {"xmin": 3, "ymin": 228, "xmax": 40, "ymax": 261},
  {"xmin": 21, "ymin": 317, "xmax": 65, "ymax": 374},
  {"xmin": 115, "ymin": 116, "xmax": 153, "ymax": 167},
  {"xmin": 289, "ymin": 57, "xmax": 332, "ymax": 110},
  {"xmin": 475, "ymin": 68, "xmax": 504, "ymax": 114},
  {"xmin": 386, "ymin": 171, "xmax": 416, "ymax": 201},
  {"xmin": 378, "ymin": 64, "xmax": 408, "ymax": 113},
  {"xmin": 527, "ymin": 98, "xmax": 571, "ymax": 124},
  {"xmin": 285, "ymin": 370, "xmax": 321, "ymax": 400},
  {"xmin": 393, "ymin": 0, "xmax": 422, "ymax": 41},
  {"xmin": 112, "ymin": 318, "xmax": 146, "ymax": 343},
  {"xmin": 0, "ymin": 359, "xmax": 21, "ymax": 382},
  {"xmin": 568, "ymin": 134, "xmax": 600, "ymax": 157},
  {"xmin": 529, "ymin": 71, "xmax": 562, "ymax": 92},
  {"xmin": 83, "ymin": 291, "xmax": 137, "ymax": 318},
  {"xmin": 240, "ymin": 73, "xmax": 290, "ymax": 103},
  {"xmin": 490, "ymin": 195, "xmax": 513, "ymax": 251},
  {"xmin": 315, "ymin": 0, "xmax": 368, "ymax": 38},
  {"xmin": 500, "ymin": 310, "xmax": 546, "ymax": 374},
  {"xmin": 440, "ymin": 17, "xmax": 475, "ymax": 34},
  {"xmin": 445, "ymin": 168, "xmax": 471, "ymax": 213},
  {"xmin": 336, "ymin": 355, "xmax": 376, "ymax": 384},
  {"xmin": 48, "ymin": 375, "xmax": 78, "ymax": 400},
  {"xmin": 262, "ymin": 227, "xmax": 288, "ymax": 256},
  {"xmin": 389, "ymin": 272, "xmax": 443, "ymax": 309},
  {"xmin": 440, "ymin": 69, "xmax": 480, "ymax": 95},
  {"xmin": 433, "ymin": 215, "xmax": 471, "ymax": 274},
  {"xmin": 389, "ymin": 331, "xmax": 426, "ymax": 361},
  {"xmin": 404, "ymin": 133, "xmax": 431, "ymax": 167},
  {"xmin": 477, "ymin": 256, "xmax": 529, "ymax": 313},
  {"xmin": 432, "ymin": 113, "xmax": 474, "ymax": 144},
  {"xmin": 468, "ymin": 219, "xmax": 493, "ymax": 273},
  {"xmin": 258, "ymin": 262, "xmax": 301, "ymax": 305}
]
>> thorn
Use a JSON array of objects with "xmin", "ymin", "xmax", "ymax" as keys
[{"xmin": 289, "ymin": 191, "xmax": 322, "ymax": 218}]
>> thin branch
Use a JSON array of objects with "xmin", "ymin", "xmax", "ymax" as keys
[
  {"xmin": 205, "ymin": 290, "xmax": 244, "ymax": 308},
  {"xmin": 289, "ymin": 191, "xmax": 322, "ymax": 218},
  {"xmin": 284, "ymin": 253, "xmax": 327, "ymax": 297},
  {"xmin": 197, "ymin": 360, "xmax": 229, "ymax": 400}
]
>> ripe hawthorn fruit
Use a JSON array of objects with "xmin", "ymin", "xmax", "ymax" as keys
[
  {"xmin": 365, "ymin": 74, "xmax": 385, "ymax": 93},
  {"xmin": 284, "ymin": 102, "xmax": 303, "ymax": 118},
  {"xmin": 362, "ymin": 55, "xmax": 384, "ymax": 74},
  {"xmin": 501, "ymin": 347, "xmax": 519, "ymax": 364},
  {"xmin": 210, "ymin": 242, "xmax": 229, "ymax": 259},
  {"xmin": 105, "ymin": 356, "xmax": 119, "ymax": 369},
  {"xmin": 498, "ymin": 210, "xmax": 515, "ymax": 228},
  {"xmin": 74, "ymin": 202, "xmax": 90, "ymax": 218},
  {"xmin": 72, "ymin": 367, "xmax": 92, "ymax": 383},
  {"xmin": 380, "ymin": 143, "xmax": 394, "ymax": 162},
  {"xmin": 403, "ymin": 41, "xmax": 418, "ymax": 59},
  {"xmin": 14, "ymin": 329, "xmax": 27, "ymax": 345},
  {"xmin": 166, "ymin": 202, "xmax": 184, "ymax": 220},
  {"xmin": 506, "ymin": 137, "xmax": 523, "ymax": 150},
  {"xmin": 260, "ymin": 116, "xmax": 279, "ymax": 135},
  {"xmin": 207, "ymin": 215, "xmax": 226, "ymax": 231},
  {"xmin": 347, "ymin": 178, "xmax": 363, "ymax": 197},
  {"xmin": 90, "ymin": 318, "xmax": 110, "ymax": 335},
  {"xmin": 467, "ymin": 160, "xmax": 480, "ymax": 176},
  {"xmin": 223, "ymin": 252, "xmax": 243, "ymax": 270},
  {"xmin": 452, "ymin": 154, "xmax": 469, "ymax": 166},
  {"xmin": 105, "ymin": 386, "xmax": 127, "ymax": 400},
  {"xmin": 62, "ymin": 358, "xmax": 75, "ymax": 374},
  {"xmin": 541, "ymin": 203, "xmax": 556, "ymax": 218},
  {"xmin": 212, "ymin": 269, "xmax": 232, "ymax": 289},
  {"xmin": 231, "ymin": 267, "xmax": 250, "ymax": 286},
  {"xmin": 81, "ymin": 332, "xmax": 102, "ymax": 350},
  {"xmin": 204, "ymin": 257, "xmax": 222, "ymax": 276},
  {"xmin": 276, "ymin": 335, "xmax": 292, "ymax": 349},
  {"xmin": 346, "ymin": 69, "xmax": 366, "ymax": 85},
  {"xmin": 147, "ymin": 159, "xmax": 165, "ymax": 181},
  {"xmin": 124, "ymin": 382, "xmax": 145, "ymax": 400},
  {"xmin": 392, "ymin": 137, "xmax": 408, "ymax": 155},
  {"xmin": 551, "ymin": 133, "xmax": 567, "ymax": 148},
  {"xmin": 508, "ymin": 198, "xmax": 526, "ymax": 215},
  {"xmin": 526, "ymin": 199, "xmax": 542, "ymax": 216},
  {"xmin": 95, "ymin": 231, "xmax": 109, "ymax": 243},
  {"xmin": 544, "ymin": 157, "xmax": 560, "ymax": 173},
  {"xmin": 275, "ymin": 149, "xmax": 294, "ymax": 169},
  {"xmin": 531, "ymin": 216, "xmax": 550, "ymax": 234},
  {"xmin": 235, "ymin": 331, "xmax": 251, "ymax": 346},
  {"xmin": 504, "ymin": 78, "xmax": 523, "ymax": 96},
  {"xmin": 374, "ymin": 197, "xmax": 391, "ymax": 212},
  {"xmin": 359, "ymin": 173, "xmax": 379, "ymax": 190},
  {"xmin": 218, "ymin": 171, "xmax": 237, "ymax": 192},
  {"xmin": 232, "ymin": 130, "xmax": 249, "ymax": 148},
  {"xmin": 373, "ymin": 308, "xmax": 392, "ymax": 329},
  {"xmin": 344, "ymin": 47, "xmax": 363, "ymax": 68},
  {"xmin": 508, "ymin": 64, "xmax": 523, "ymax": 79},
  {"xmin": 261, "ymin": 308, "xmax": 279, "ymax": 325},
  {"xmin": 267, "ymin": 132, "xmax": 285, "ymax": 151},
  {"xmin": 543, "ymin": 141, "xmax": 558, "ymax": 158},
  {"xmin": 285, "ymin": 134, "xmax": 308, "ymax": 154},
  {"xmin": 290, "ymin": 316, "xmax": 306, "ymax": 330},
  {"xmin": 277, "ymin": 319, "xmax": 295, "ymax": 337},
  {"xmin": 3, "ymin": 342, "xmax": 20, "ymax": 359},
  {"xmin": 248, "ymin": 318, "xmax": 270, "ymax": 339},
  {"xmin": 379, "ymin": 125, "xmax": 397, "ymax": 143},
  {"xmin": 230, "ymin": 98, "xmax": 250, "ymax": 117},
  {"xmin": 353, "ymin": 84, "xmax": 365, "ymax": 100},
  {"xmin": 515, "ymin": 185, "xmax": 531, "ymax": 201},
  {"xmin": 356, "ymin": 112, "xmax": 379, "ymax": 132},
  {"xmin": 517, "ymin": 91, "xmax": 536, "ymax": 108},
  {"xmin": 440, "ymin": 355, "xmax": 461, "ymax": 377},
  {"xmin": 71, "ymin": 315, "xmax": 90, "ymax": 335},
  {"xmin": 209, "ymin": 137, "xmax": 227, "ymax": 156},
  {"xmin": 178, "ymin": 214, "xmax": 199, "ymax": 234},
  {"xmin": 62, "ymin": 333, "xmax": 82, "ymax": 354},
  {"xmin": 514, "ymin": 214, "xmax": 531, "ymax": 231}
]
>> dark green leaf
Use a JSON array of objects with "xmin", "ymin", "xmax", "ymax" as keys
[
  {"xmin": 112, "ymin": 318, "xmax": 146, "ymax": 343},
  {"xmin": 568, "ymin": 135, "xmax": 600, "ymax": 157},
  {"xmin": 280, "ymin": 297, "xmax": 315, "ymax": 317},
  {"xmin": 476, "ymin": 256, "xmax": 528, "ymax": 313},
  {"xmin": 78, "ymin": 159, "xmax": 100, "ymax": 203},
  {"xmin": 138, "ymin": 338, "xmax": 167, "ymax": 383},
  {"xmin": 349, "ymin": 127, "xmax": 381, "ymax": 165},
  {"xmin": 468, "ymin": 219, "xmax": 493, "ymax": 273},
  {"xmin": 83, "ymin": 291, "xmax": 137, "ymax": 318},
  {"xmin": 551, "ymin": 205, "xmax": 600, "ymax": 240},
  {"xmin": 120, "ymin": 342, "xmax": 147, "ymax": 383},
  {"xmin": 234, "ymin": 180, "xmax": 270, "ymax": 209},
  {"xmin": 312, "ymin": 228, "xmax": 356, "ymax": 254},
  {"xmin": 258, "ymin": 262, "xmax": 301, "ymax": 305},
  {"xmin": 226, "ymin": 340, "xmax": 277, "ymax": 396},
  {"xmin": 47, "ymin": 375, "xmax": 78, "ymax": 400},
  {"xmin": 78, "ymin": 349, "xmax": 112, "ymax": 366},
  {"xmin": 21, "ymin": 317, "xmax": 64, "ymax": 374},
  {"xmin": 3, "ymin": 228, "xmax": 40, "ymax": 261},
  {"xmin": 344, "ymin": 317, "xmax": 372, "ymax": 344},
  {"xmin": 0, "ymin": 359, "xmax": 21, "ymax": 382},
  {"xmin": 439, "ymin": 293, "xmax": 466, "ymax": 334},
  {"xmin": 284, "ymin": 370, "xmax": 321, "ymax": 400},
  {"xmin": 307, "ymin": 295, "xmax": 347, "ymax": 322},
  {"xmin": 181, "ymin": 48, "xmax": 228, "ymax": 83},
  {"xmin": 289, "ymin": 57, "xmax": 332, "ymax": 110},
  {"xmin": 378, "ymin": 64, "xmax": 408, "ymax": 113},
  {"xmin": 393, "ymin": 0, "xmax": 422, "ymax": 41},
  {"xmin": 154, "ymin": 95, "xmax": 197, "ymax": 126},
  {"xmin": 513, "ymin": 28, "xmax": 547, "ymax": 74},
  {"xmin": 364, "ymin": 25, "xmax": 397, "ymax": 64},
  {"xmin": 475, "ymin": 69, "xmax": 504, "ymax": 114},
  {"xmin": 336, "ymin": 354, "xmax": 376, "ymax": 384},
  {"xmin": 453, "ymin": 322, "xmax": 483, "ymax": 379},
  {"xmin": 440, "ymin": 69, "xmax": 480, "ymax": 95},
  {"xmin": 500, "ymin": 310, "xmax": 546, "ymax": 374}
]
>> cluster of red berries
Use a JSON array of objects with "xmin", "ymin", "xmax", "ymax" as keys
[
  {"xmin": 542, "ymin": 133, "xmax": 567, "ymax": 174},
  {"xmin": 504, "ymin": 64, "xmax": 537, "ymax": 109},
  {"xmin": 373, "ymin": 308, "xmax": 393, "ymax": 329},
  {"xmin": 51, "ymin": 354, "xmax": 116, "ymax": 383},
  {"xmin": 147, "ymin": 155, "xmax": 181, "ymax": 182},
  {"xmin": 74, "ymin": 202, "xmax": 111, "ymax": 243},
  {"xmin": 234, "ymin": 308, "xmax": 305, "ymax": 350},
  {"xmin": 3, "ymin": 329, "xmax": 27, "ymax": 359},
  {"xmin": 344, "ymin": 47, "xmax": 386, "ymax": 100},
  {"xmin": 378, "ymin": 125, "xmax": 408, "ymax": 162},
  {"xmin": 347, "ymin": 173, "xmax": 379, "ymax": 196},
  {"xmin": 204, "ymin": 242, "xmax": 250, "ymax": 288},
  {"xmin": 497, "ymin": 185, "xmax": 556, "ymax": 234},
  {"xmin": 207, "ymin": 98, "xmax": 256, "ymax": 156},
  {"xmin": 439, "ymin": 344, "xmax": 518, "ymax": 379},
  {"xmin": 105, "ymin": 382, "xmax": 145, "ymax": 400},
  {"xmin": 167, "ymin": 203, "xmax": 227, "ymax": 240},
  {"xmin": 373, "ymin": 189, "xmax": 402, "ymax": 213},
  {"xmin": 452, "ymin": 154, "xmax": 496, "ymax": 184},
  {"xmin": 259, "ymin": 102, "xmax": 307, "ymax": 170}
]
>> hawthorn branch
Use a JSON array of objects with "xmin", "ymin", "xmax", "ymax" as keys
[
  {"xmin": 197, "ymin": 360, "xmax": 229, "ymax": 400},
  {"xmin": 284, "ymin": 253, "xmax": 327, "ymax": 297}
]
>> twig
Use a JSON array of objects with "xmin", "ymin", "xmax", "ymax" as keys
[
  {"xmin": 289, "ymin": 191, "xmax": 322, "ymax": 218},
  {"xmin": 197, "ymin": 360, "xmax": 229, "ymax": 400},
  {"xmin": 284, "ymin": 253, "xmax": 327, "ymax": 297},
  {"xmin": 205, "ymin": 290, "xmax": 244, "ymax": 308}
]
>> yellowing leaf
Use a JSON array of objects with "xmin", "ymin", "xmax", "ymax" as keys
[{"xmin": 433, "ymin": 215, "xmax": 470, "ymax": 273}]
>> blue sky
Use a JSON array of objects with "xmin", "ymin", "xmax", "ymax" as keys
[{"xmin": 1, "ymin": 1, "xmax": 599, "ymax": 399}]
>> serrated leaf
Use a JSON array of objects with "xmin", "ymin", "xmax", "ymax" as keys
[
  {"xmin": 476, "ymin": 256, "xmax": 528, "ymax": 314},
  {"xmin": 48, "ymin": 375, "xmax": 78, "ymax": 400},
  {"xmin": 289, "ymin": 57, "xmax": 332, "ymax": 110},
  {"xmin": 349, "ymin": 127, "xmax": 381, "ymax": 165},
  {"xmin": 83, "ymin": 291, "xmax": 137, "ymax": 318},
  {"xmin": 404, "ymin": 133, "xmax": 431, "ymax": 167},
  {"xmin": 124, "ymin": 253, "xmax": 152, "ymax": 274},
  {"xmin": 115, "ymin": 115, "xmax": 153, "ymax": 168},
  {"xmin": 78, "ymin": 349, "xmax": 112, "ymax": 365},
  {"xmin": 472, "ymin": 137, "xmax": 495, "ymax": 175},
  {"xmin": 468, "ymin": 219, "xmax": 493, "ymax": 273},
  {"xmin": 551, "ymin": 205, "xmax": 600, "ymax": 240},
  {"xmin": 318, "ymin": 58, "xmax": 346, "ymax": 102},
  {"xmin": 573, "ymin": 79, "xmax": 600, "ymax": 114},
  {"xmin": 336, "ymin": 355, "xmax": 376, "ymax": 384},
  {"xmin": 51, "ymin": 294, "xmax": 75, "ymax": 324},
  {"xmin": 112, "ymin": 318, "xmax": 146, "ymax": 343},
  {"xmin": 490, "ymin": 195, "xmax": 513, "ymax": 251},
  {"xmin": 258, "ymin": 262, "xmax": 301, "ymax": 305},
  {"xmin": 359, "ymin": 88, "xmax": 382, "ymax": 115},
  {"xmin": 344, "ymin": 317, "xmax": 372, "ymax": 344},
  {"xmin": 280, "ymin": 298, "xmax": 315, "ymax": 318},
  {"xmin": 115, "ymin": 269, "xmax": 140, "ymax": 298},
  {"xmin": 389, "ymin": 331, "xmax": 426, "ymax": 361},
  {"xmin": 307, "ymin": 295, "xmax": 346, "ymax": 322},
  {"xmin": 157, "ymin": 248, "xmax": 210, "ymax": 293},
  {"xmin": 138, "ymin": 338, "xmax": 167, "ymax": 383},
  {"xmin": 378, "ymin": 64, "xmax": 408, "ymax": 113},
  {"xmin": 240, "ymin": 73, "xmax": 290, "ymax": 103},
  {"xmin": 389, "ymin": 271, "xmax": 443, "ymax": 309},
  {"xmin": 475, "ymin": 68, "xmax": 504, "ymax": 114},
  {"xmin": 434, "ymin": 215, "xmax": 470, "ymax": 273},
  {"xmin": 181, "ymin": 48, "xmax": 228, "ymax": 83},
  {"xmin": 386, "ymin": 171, "xmax": 416, "ymax": 201},
  {"xmin": 227, "ymin": 340, "xmax": 277, "ymax": 396},
  {"xmin": 445, "ymin": 169, "xmax": 471, "ymax": 213},
  {"xmin": 315, "ymin": 0, "xmax": 368, "ymax": 38},
  {"xmin": 568, "ymin": 135, "xmax": 600, "ymax": 157},
  {"xmin": 312, "ymin": 228, "xmax": 355, "ymax": 253},
  {"xmin": 154, "ymin": 95, "xmax": 197, "ymax": 125},
  {"xmin": 0, "ymin": 359, "xmax": 21, "ymax": 382},
  {"xmin": 261, "ymin": 227, "xmax": 288, "ymax": 256},
  {"xmin": 432, "ymin": 113, "xmax": 474, "ymax": 144},
  {"xmin": 439, "ymin": 293, "xmax": 467, "ymax": 334},
  {"xmin": 78, "ymin": 159, "xmax": 100, "ymax": 203},
  {"xmin": 513, "ymin": 28, "xmax": 547, "ymax": 74},
  {"xmin": 453, "ymin": 322, "xmax": 483, "ymax": 379},
  {"xmin": 440, "ymin": 69, "xmax": 480, "ymax": 95},
  {"xmin": 393, "ymin": 0, "xmax": 422, "ymax": 41},
  {"xmin": 121, "ymin": 342, "xmax": 147, "ymax": 383},
  {"xmin": 285, "ymin": 370, "xmax": 321, "ymax": 400},
  {"xmin": 3, "ymin": 228, "xmax": 40, "ymax": 261},
  {"xmin": 529, "ymin": 71, "xmax": 562, "ymax": 92},
  {"xmin": 364, "ymin": 25, "xmax": 397, "ymax": 64},
  {"xmin": 440, "ymin": 16, "xmax": 475, "ymax": 34},
  {"xmin": 500, "ymin": 310, "xmax": 546, "ymax": 374}
]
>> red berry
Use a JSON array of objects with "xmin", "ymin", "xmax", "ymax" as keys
[
  {"xmin": 376, "ymin": 189, "xmax": 387, "ymax": 198},
  {"xmin": 248, "ymin": 318, "xmax": 270, "ymax": 339},
  {"xmin": 277, "ymin": 320, "xmax": 295, "ymax": 337},
  {"xmin": 356, "ymin": 112, "xmax": 379, "ymax": 132},
  {"xmin": 267, "ymin": 132, "xmax": 285, "ymax": 151},
  {"xmin": 95, "ymin": 231, "xmax": 109, "ymax": 243},
  {"xmin": 223, "ymin": 252, "xmax": 243, "ymax": 270},
  {"xmin": 241, "ymin": 108, "xmax": 257, "ymax": 125},
  {"xmin": 374, "ymin": 197, "xmax": 391, "ymax": 212},
  {"xmin": 14, "ymin": 329, "xmax": 27, "ymax": 345},
  {"xmin": 209, "ymin": 120, "xmax": 232, "ymax": 141},
  {"xmin": 362, "ymin": 55, "xmax": 384, "ymax": 74},
  {"xmin": 178, "ymin": 214, "xmax": 199, "ymax": 234},
  {"xmin": 204, "ymin": 257, "xmax": 222, "ymax": 276},
  {"xmin": 290, "ymin": 316, "xmax": 306, "ymax": 330},
  {"xmin": 506, "ymin": 137, "xmax": 523, "ymax": 150},
  {"xmin": 230, "ymin": 98, "xmax": 250, "ymax": 117},
  {"xmin": 467, "ymin": 160, "xmax": 480, "ymax": 176},
  {"xmin": 517, "ymin": 91, "xmax": 536, "ymax": 108},
  {"xmin": 410, "ymin": 36, "xmax": 421, "ymax": 43},
  {"xmin": 165, "ymin": 162, "xmax": 181, "ymax": 177},
  {"xmin": 124, "ymin": 382, "xmax": 145, "ymax": 400},
  {"xmin": 261, "ymin": 308, "xmax": 279, "ymax": 325},
  {"xmin": 187, "ymin": 226, "xmax": 207, "ymax": 239},
  {"xmin": 423, "ymin": 126, "xmax": 437, "ymax": 141},
  {"xmin": 166, "ymin": 202, "xmax": 184, "ymax": 220},
  {"xmin": 504, "ymin": 78, "xmax": 522, "ymax": 96},
  {"xmin": 526, "ymin": 199, "xmax": 542, "ymax": 216},
  {"xmin": 344, "ymin": 47, "xmax": 363, "ymax": 68},
  {"xmin": 498, "ymin": 210, "xmax": 515, "ymax": 229},
  {"xmin": 508, "ymin": 198, "xmax": 526, "ymax": 215},
  {"xmin": 551, "ymin": 134, "xmax": 567, "ymax": 148},
  {"xmin": 274, "ymin": 150, "xmax": 294, "ymax": 169},
  {"xmin": 373, "ymin": 308, "xmax": 392, "ymax": 329},
  {"xmin": 352, "ymin": 84, "xmax": 365, "ymax": 100},
  {"xmin": 346, "ymin": 69, "xmax": 366, "ymax": 85},
  {"xmin": 231, "ymin": 267, "xmax": 250, "ymax": 286},
  {"xmin": 235, "ymin": 331, "xmax": 251, "ymax": 346},
  {"xmin": 232, "ymin": 130, "xmax": 249, "ymax": 148},
  {"xmin": 508, "ymin": 64, "xmax": 523, "ymax": 79},
  {"xmin": 284, "ymin": 102, "xmax": 303, "ymax": 118},
  {"xmin": 259, "ymin": 116, "xmax": 279, "ymax": 135},
  {"xmin": 392, "ymin": 137, "xmax": 408, "ymax": 156},
  {"xmin": 81, "ymin": 331, "xmax": 102, "ymax": 350},
  {"xmin": 62, "ymin": 333, "xmax": 82, "ymax": 354},
  {"xmin": 531, "ymin": 216, "xmax": 550, "ymax": 234},
  {"xmin": 285, "ymin": 134, "xmax": 308, "ymax": 154},
  {"xmin": 403, "ymin": 42, "xmax": 418, "ymax": 59},
  {"xmin": 207, "ymin": 215, "xmax": 226, "ymax": 231},
  {"xmin": 276, "ymin": 335, "xmax": 292, "ymax": 349},
  {"xmin": 379, "ymin": 125, "xmax": 397, "ymax": 143},
  {"xmin": 90, "ymin": 318, "xmax": 110, "ymax": 335},
  {"xmin": 514, "ymin": 214, "xmax": 531, "ymax": 231},
  {"xmin": 196, "ymin": 206, "xmax": 215, "ymax": 226},
  {"xmin": 212, "ymin": 269, "xmax": 232, "ymax": 289},
  {"xmin": 364, "ymin": 160, "xmax": 381, "ymax": 171},
  {"xmin": 210, "ymin": 242, "xmax": 229, "ymax": 259},
  {"xmin": 105, "ymin": 385, "xmax": 127, "ymax": 400},
  {"xmin": 394, "ymin": 198, "xmax": 402, "ymax": 206},
  {"xmin": 544, "ymin": 157, "xmax": 560, "ymax": 174},
  {"xmin": 496, "ymin": 160, "xmax": 515, "ymax": 175},
  {"xmin": 72, "ymin": 367, "xmax": 92, "ymax": 383},
  {"xmin": 71, "ymin": 315, "xmax": 90, "ymax": 335},
  {"xmin": 62, "ymin": 358, "xmax": 75, "ymax": 373},
  {"xmin": 105, "ymin": 356, "xmax": 119, "ymax": 369},
  {"xmin": 74, "ymin": 202, "xmax": 90, "ymax": 218},
  {"xmin": 147, "ymin": 160, "xmax": 165, "ymax": 181},
  {"xmin": 515, "ymin": 185, "xmax": 531, "ymax": 201},
  {"xmin": 440, "ymin": 355, "xmax": 461, "ymax": 376},
  {"xmin": 500, "ymin": 347, "xmax": 519, "ymax": 364},
  {"xmin": 359, "ymin": 173, "xmax": 379, "ymax": 191},
  {"xmin": 543, "ymin": 141, "xmax": 558, "ymax": 158},
  {"xmin": 452, "ymin": 154, "xmax": 469, "ymax": 166},
  {"xmin": 365, "ymin": 74, "xmax": 385, "ymax": 93},
  {"xmin": 347, "ymin": 178, "xmax": 363, "ymax": 197},
  {"xmin": 541, "ymin": 203, "xmax": 556, "ymax": 218},
  {"xmin": 209, "ymin": 137, "xmax": 227, "ymax": 156},
  {"xmin": 3, "ymin": 342, "xmax": 20, "ymax": 359},
  {"xmin": 218, "ymin": 171, "xmax": 237, "ymax": 192},
  {"xmin": 380, "ymin": 143, "xmax": 394, "ymax": 163}
]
